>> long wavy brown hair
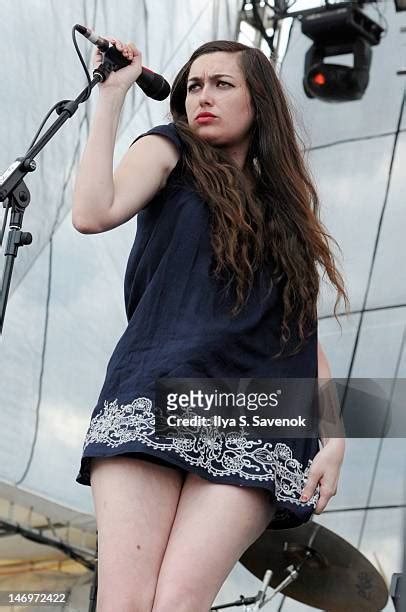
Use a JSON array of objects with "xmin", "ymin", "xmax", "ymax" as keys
[{"xmin": 169, "ymin": 40, "xmax": 350, "ymax": 358}]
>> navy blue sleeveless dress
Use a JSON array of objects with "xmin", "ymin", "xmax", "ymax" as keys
[{"xmin": 76, "ymin": 122, "xmax": 321, "ymax": 530}]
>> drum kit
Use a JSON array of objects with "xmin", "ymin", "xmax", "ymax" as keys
[{"xmin": 210, "ymin": 519, "xmax": 389, "ymax": 611}]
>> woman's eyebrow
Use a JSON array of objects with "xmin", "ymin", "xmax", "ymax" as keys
[{"xmin": 187, "ymin": 73, "xmax": 235, "ymax": 83}]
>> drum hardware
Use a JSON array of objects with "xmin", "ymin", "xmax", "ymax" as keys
[{"xmin": 211, "ymin": 520, "xmax": 389, "ymax": 611}]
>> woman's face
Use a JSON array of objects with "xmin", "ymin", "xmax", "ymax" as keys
[{"xmin": 185, "ymin": 51, "xmax": 254, "ymax": 158}]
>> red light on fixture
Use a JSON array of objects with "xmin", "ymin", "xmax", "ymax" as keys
[{"xmin": 312, "ymin": 72, "xmax": 326, "ymax": 86}]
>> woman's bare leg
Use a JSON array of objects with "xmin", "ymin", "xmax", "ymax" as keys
[
  {"xmin": 152, "ymin": 473, "xmax": 275, "ymax": 612},
  {"xmin": 90, "ymin": 456, "xmax": 185, "ymax": 612}
]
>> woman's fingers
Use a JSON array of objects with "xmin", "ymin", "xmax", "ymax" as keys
[
  {"xmin": 314, "ymin": 480, "xmax": 336, "ymax": 514},
  {"xmin": 300, "ymin": 470, "xmax": 320, "ymax": 503},
  {"xmin": 121, "ymin": 45, "xmax": 131, "ymax": 59},
  {"xmin": 93, "ymin": 38, "xmax": 138, "ymax": 61},
  {"xmin": 300, "ymin": 442, "xmax": 343, "ymax": 514},
  {"xmin": 90, "ymin": 34, "xmax": 143, "ymax": 90}
]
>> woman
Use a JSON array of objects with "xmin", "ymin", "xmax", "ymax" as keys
[{"xmin": 73, "ymin": 37, "xmax": 348, "ymax": 612}]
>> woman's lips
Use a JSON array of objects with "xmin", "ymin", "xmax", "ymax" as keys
[{"xmin": 196, "ymin": 115, "xmax": 217, "ymax": 123}]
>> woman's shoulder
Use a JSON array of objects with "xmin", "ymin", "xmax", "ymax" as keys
[{"xmin": 130, "ymin": 122, "xmax": 184, "ymax": 156}]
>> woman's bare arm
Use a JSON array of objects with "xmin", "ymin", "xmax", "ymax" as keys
[
  {"xmin": 72, "ymin": 89, "xmax": 126, "ymax": 232},
  {"xmin": 317, "ymin": 341, "xmax": 346, "ymax": 451},
  {"xmin": 72, "ymin": 115, "xmax": 180, "ymax": 234},
  {"xmin": 71, "ymin": 36, "xmax": 179, "ymax": 234}
]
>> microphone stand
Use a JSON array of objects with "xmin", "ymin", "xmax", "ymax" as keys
[{"xmin": 0, "ymin": 54, "xmax": 121, "ymax": 334}]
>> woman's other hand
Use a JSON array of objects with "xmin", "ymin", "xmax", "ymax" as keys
[{"xmin": 300, "ymin": 438, "xmax": 345, "ymax": 514}]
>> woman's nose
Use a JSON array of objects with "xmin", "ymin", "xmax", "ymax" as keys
[{"xmin": 198, "ymin": 84, "xmax": 215, "ymax": 105}]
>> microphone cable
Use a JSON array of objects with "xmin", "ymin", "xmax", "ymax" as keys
[{"xmin": 25, "ymin": 25, "xmax": 99, "ymax": 154}]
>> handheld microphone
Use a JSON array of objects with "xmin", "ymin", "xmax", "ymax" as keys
[{"xmin": 75, "ymin": 24, "xmax": 170, "ymax": 101}]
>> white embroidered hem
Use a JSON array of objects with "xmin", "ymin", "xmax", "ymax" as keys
[{"xmin": 83, "ymin": 397, "xmax": 319, "ymax": 508}]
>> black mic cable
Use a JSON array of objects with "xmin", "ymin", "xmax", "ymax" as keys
[{"xmin": 74, "ymin": 24, "xmax": 170, "ymax": 101}]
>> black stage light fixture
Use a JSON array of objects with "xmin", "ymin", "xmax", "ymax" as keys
[
  {"xmin": 394, "ymin": 0, "xmax": 406, "ymax": 11},
  {"xmin": 301, "ymin": 4, "xmax": 384, "ymax": 102}
]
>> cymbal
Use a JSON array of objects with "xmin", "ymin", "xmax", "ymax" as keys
[{"xmin": 239, "ymin": 520, "xmax": 388, "ymax": 611}]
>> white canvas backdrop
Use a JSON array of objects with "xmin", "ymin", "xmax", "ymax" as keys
[{"xmin": 0, "ymin": 1, "xmax": 404, "ymax": 610}]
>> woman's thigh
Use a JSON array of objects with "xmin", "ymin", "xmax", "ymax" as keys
[
  {"xmin": 90, "ymin": 456, "xmax": 185, "ymax": 612},
  {"xmin": 152, "ymin": 473, "xmax": 275, "ymax": 612}
]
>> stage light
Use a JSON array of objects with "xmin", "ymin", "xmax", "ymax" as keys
[
  {"xmin": 301, "ymin": 4, "xmax": 384, "ymax": 102},
  {"xmin": 394, "ymin": 0, "xmax": 406, "ymax": 11}
]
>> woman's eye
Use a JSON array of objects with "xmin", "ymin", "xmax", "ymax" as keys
[{"xmin": 187, "ymin": 81, "xmax": 231, "ymax": 92}]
